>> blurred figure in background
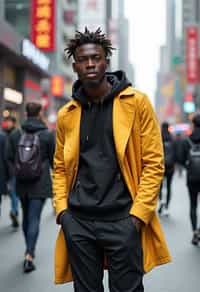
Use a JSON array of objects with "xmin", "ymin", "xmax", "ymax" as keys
[
  {"xmin": 3, "ymin": 116, "xmax": 19, "ymax": 228},
  {"xmin": 0, "ymin": 129, "xmax": 8, "ymax": 216},
  {"xmin": 158, "ymin": 122, "xmax": 176, "ymax": 216},
  {"xmin": 174, "ymin": 132, "xmax": 185, "ymax": 177},
  {"xmin": 7, "ymin": 102, "xmax": 55, "ymax": 273},
  {"xmin": 180, "ymin": 113, "xmax": 200, "ymax": 246}
]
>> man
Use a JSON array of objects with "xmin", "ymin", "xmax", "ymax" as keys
[
  {"xmin": 0, "ymin": 129, "xmax": 8, "ymax": 215},
  {"xmin": 53, "ymin": 28, "xmax": 171, "ymax": 291},
  {"xmin": 3, "ymin": 116, "xmax": 19, "ymax": 228},
  {"xmin": 179, "ymin": 113, "xmax": 200, "ymax": 245},
  {"xmin": 7, "ymin": 102, "xmax": 55, "ymax": 273}
]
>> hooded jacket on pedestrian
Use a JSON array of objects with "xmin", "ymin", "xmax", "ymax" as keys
[
  {"xmin": 7, "ymin": 117, "xmax": 55, "ymax": 199},
  {"xmin": 180, "ymin": 126, "xmax": 200, "ymax": 185}
]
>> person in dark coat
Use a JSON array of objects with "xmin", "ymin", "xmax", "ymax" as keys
[
  {"xmin": 7, "ymin": 102, "xmax": 55, "ymax": 272},
  {"xmin": 174, "ymin": 132, "xmax": 185, "ymax": 177},
  {"xmin": 179, "ymin": 113, "xmax": 200, "ymax": 245},
  {"xmin": 158, "ymin": 122, "xmax": 176, "ymax": 216},
  {"xmin": 0, "ymin": 130, "xmax": 8, "ymax": 215},
  {"xmin": 3, "ymin": 116, "xmax": 19, "ymax": 228}
]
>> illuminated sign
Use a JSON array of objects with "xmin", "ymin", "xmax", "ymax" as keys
[
  {"xmin": 3, "ymin": 88, "xmax": 23, "ymax": 104},
  {"xmin": 22, "ymin": 39, "xmax": 50, "ymax": 71},
  {"xmin": 183, "ymin": 92, "xmax": 196, "ymax": 113},
  {"xmin": 31, "ymin": 0, "xmax": 55, "ymax": 52},
  {"xmin": 186, "ymin": 26, "xmax": 199, "ymax": 84},
  {"xmin": 183, "ymin": 102, "xmax": 195, "ymax": 113},
  {"xmin": 51, "ymin": 76, "xmax": 64, "ymax": 96}
]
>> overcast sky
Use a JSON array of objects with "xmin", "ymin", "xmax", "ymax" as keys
[{"xmin": 124, "ymin": 0, "xmax": 166, "ymax": 105}]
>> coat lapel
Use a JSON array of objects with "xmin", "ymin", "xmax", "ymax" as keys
[
  {"xmin": 64, "ymin": 101, "xmax": 81, "ymax": 171},
  {"xmin": 113, "ymin": 87, "xmax": 136, "ymax": 163}
]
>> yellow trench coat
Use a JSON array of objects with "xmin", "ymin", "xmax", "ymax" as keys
[{"xmin": 53, "ymin": 86, "xmax": 171, "ymax": 284}]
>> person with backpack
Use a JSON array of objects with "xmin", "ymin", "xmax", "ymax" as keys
[
  {"xmin": 180, "ymin": 114, "xmax": 200, "ymax": 245},
  {"xmin": 6, "ymin": 102, "xmax": 55, "ymax": 272},
  {"xmin": 158, "ymin": 122, "xmax": 176, "ymax": 216}
]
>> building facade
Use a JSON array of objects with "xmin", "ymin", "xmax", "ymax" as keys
[{"xmin": 0, "ymin": 5, "xmax": 50, "ymax": 122}]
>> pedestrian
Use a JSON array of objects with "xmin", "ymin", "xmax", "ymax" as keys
[
  {"xmin": 3, "ymin": 116, "xmax": 19, "ymax": 228},
  {"xmin": 174, "ymin": 131, "xmax": 185, "ymax": 177},
  {"xmin": 7, "ymin": 102, "xmax": 55, "ymax": 272},
  {"xmin": 0, "ymin": 129, "xmax": 8, "ymax": 216},
  {"xmin": 53, "ymin": 27, "xmax": 171, "ymax": 291},
  {"xmin": 180, "ymin": 113, "xmax": 200, "ymax": 245},
  {"xmin": 158, "ymin": 122, "xmax": 176, "ymax": 216}
]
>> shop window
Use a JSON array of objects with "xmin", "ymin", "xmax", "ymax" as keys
[
  {"xmin": 5, "ymin": 0, "xmax": 30, "ymax": 38},
  {"xmin": 3, "ymin": 66, "xmax": 16, "ymax": 88}
]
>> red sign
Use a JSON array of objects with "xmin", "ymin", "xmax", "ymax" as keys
[
  {"xmin": 184, "ymin": 92, "xmax": 193, "ymax": 102},
  {"xmin": 51, "ymin": 76, "xmax": 64, "ymax": 97},
  {"xmin": 31, "ymin": 0, "xmax": 55, "ymax": 52},
  {"xmin": 186, "ymin": 26, "xmax": 199, "ymax": 84}
]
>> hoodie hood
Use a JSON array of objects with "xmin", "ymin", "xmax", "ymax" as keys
[
  {"xmin": 21, "ymin": 117, "xmax": 47, "ymax": 133},
  {"xmin": 190, "ymin": 128, "xmax": 200, "ymax": 143},
  {"xmin": 72, "ymin": 70, "xmax": 131, "ymax": 106}
]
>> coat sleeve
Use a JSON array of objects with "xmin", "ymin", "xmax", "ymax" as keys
[
  {"xmin": 52, "ymin": 111, "xmax": 68, "ymax": 223},
  {"xmin": 130, "ymin": 94, "xmax": 165, "ymax": 224}
]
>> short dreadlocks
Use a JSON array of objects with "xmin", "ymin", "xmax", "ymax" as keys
[{"xmin": 65, "ymin": 27, "xmax": 114, "ymax": 59}]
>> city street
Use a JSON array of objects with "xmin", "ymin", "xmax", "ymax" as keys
[{"xmin": 0, "ymin": 171, "xmax": 200, "ymax": 292}]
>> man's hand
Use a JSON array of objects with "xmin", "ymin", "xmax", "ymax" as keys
[
  {"xmin": 58, "ymin": 210, "xmax": 67, "ymax": 224},
  {"xmin": 131, "ymin": 216, "xmax": 144, "ymax": 232}
]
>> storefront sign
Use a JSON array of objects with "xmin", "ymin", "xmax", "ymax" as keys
[
  {"xmin": 22, "ymin": 39, "xmax": 50, "ymax": 71},
  {"xmin": 31, "ymin": 0, "xmax": 55, "ymax": 51},
  {"xmin": 186, "ymin": 26, "xmax": 199, "ymax": 84},
  {"xmin": 3, "ymin": 88, "xmax": 23, "ymax": 104},
  {"xmin": 51, "ymin": 76, "xmax": 64, "ymax": 97}
]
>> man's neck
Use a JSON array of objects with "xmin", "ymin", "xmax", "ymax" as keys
[{"xmin": 83, "ymin": 79, "xmax": 112, "ymax": 103}]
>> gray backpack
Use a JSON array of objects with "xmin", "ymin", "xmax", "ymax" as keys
[{"xmin": 15, "ymin": 131, "xmax": 42, "ymax": 181}]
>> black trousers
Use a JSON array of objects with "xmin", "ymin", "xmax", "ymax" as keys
[
  {"xmin": 159, "ymin": 171, "xmax": 174, "ymax": 208},
  {"xmin": 61, "ymin": 211, "xmax": 144, "ymax": 292},
  {"xmin": 188, "ymin": 184, "xmax": 200, "ymax": 231}
]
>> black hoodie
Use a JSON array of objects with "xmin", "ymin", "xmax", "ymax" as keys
[
  {"xmin": 68, "ymin": 71, "xmax": 133, "ymax": 221},
  {"xmin": 180, "ymin": 127, "xmax": 200, "ymax": 185}
]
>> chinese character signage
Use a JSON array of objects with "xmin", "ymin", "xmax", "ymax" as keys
[
  {"xmin": 51, "ymin": 76, "xmax": 64, "ymax": 97},
  {"xmin": 31, "ymin": 0, "xmax": 55, "ymax": 52},
  {"xmin": 186, "ymin": 26, "xmax": 198, "ymax": 84}
]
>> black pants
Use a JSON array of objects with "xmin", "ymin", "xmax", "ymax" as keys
[
  {"xmin": 188, "ymin": 184, "xmax": 200, "ymax": 231},
  {"xmin": 159, "ymin": 171, "xmax": 174, "ymax": 208},
  {"xmin": 61, "ymin": 212, "xmax": 144, "ymax": 292}
]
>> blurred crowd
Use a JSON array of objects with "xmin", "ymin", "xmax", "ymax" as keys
[{"xmin": 158, "ymin": 114, "xmax": 200, "ymax": 246}]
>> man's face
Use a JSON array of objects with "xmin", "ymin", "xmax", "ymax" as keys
[
  {"xmin": 73, "ymin": 43, "xmax": 108, "ymax": 88},
  {"xmin": 6, "ymin": 119, "xmax": 15, "ymax": 130}
]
